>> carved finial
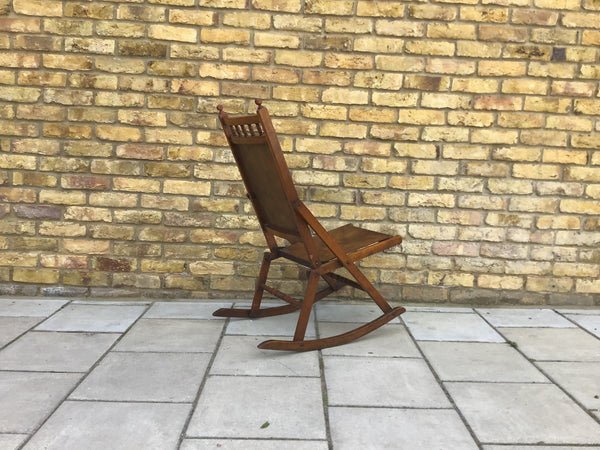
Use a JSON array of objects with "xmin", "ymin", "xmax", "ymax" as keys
[
  {"xmin": 217, "ymin": 105, "xmax": 223, "ymax": 112},
  {"xmin": 255, "ymin": 98, "xmax": 263, "ymax": 110}
]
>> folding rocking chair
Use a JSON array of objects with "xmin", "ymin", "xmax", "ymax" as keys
[{"xmin": 213, "ymin": 99, "xmax": 405, "ymax": 351}]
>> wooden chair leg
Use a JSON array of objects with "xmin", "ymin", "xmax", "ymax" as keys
[
  {"xmin": 250, "ymin": 251, "xmax": 272, "ymax": 316},
  {"xmin": 213, "ymin": 251, "xmax": 301, "ymax": 319},
  {"xmin": 293, "ymin": 270, "xmax": 319, "ymax": 341},
  {"xmin": 344, "ymin": 261, "xmax": 393, "ymax": 314}
]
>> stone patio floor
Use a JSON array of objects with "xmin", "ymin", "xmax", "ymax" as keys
[{"xmin": 1, "ymin": 298, "xmax": 599, "ymax": 449}]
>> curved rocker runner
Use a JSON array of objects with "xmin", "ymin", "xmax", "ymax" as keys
[{"xmin": 213, "ymin": 99, "xmax": 406, "ymax": 351}]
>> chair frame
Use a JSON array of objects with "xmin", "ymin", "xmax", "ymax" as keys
[{"xmin": 213, "ymin": 99, "xmax": 405, "ymax": 351}]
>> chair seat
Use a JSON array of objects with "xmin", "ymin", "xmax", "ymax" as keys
[{"xmin": 279, "ymin": 224, "xmax": 401, "ymax": 266}]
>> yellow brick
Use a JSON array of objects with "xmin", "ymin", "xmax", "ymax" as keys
[
  {"xmin": 536, "ymin": 216, "xmax": 580, "ymax": 230},
  {"xmin": 498, "ymin": 113, "xmax": 544, "ymax": 129},
  {"xmin": 479, "ymin": 60, "xmax": 526, "ymax": 76},
  {"xmin": 524, "ymin": 96, "xmax": 571, "ymax": 113},
  {"xmin": 355, "ymin": 72, "xmax": 403, "ymax": 90},
  {"xmin": 39, "ymin": 221, "xmax": 86, "ymax": 237},
  {"xmin": 275, "ymin": 50, "xmax": 322, "ymax": 67},
  {"xmin": 13, "ymin": 0, "xmax": 62, "ymax": 16},
  {"xmin": 39, "ymin": 190, "xmax": 86, "ymax": 205},
  {"xmin": 223, "ymin": 12, "xmax": 270, "ymax": 29},
  {"xmin": 513, "ymin": 164, "xmax": 560, "ymax": 180},
  {"xmin": 421, "ymin": 93, "xmax": 471, "ymax": 109},
  {"xmin": 13, "ymin": 268, "xmax": 59, "ymax": 284},
  {"xmin": 554, "ymin": 263, "xmax": 599, "ymax": 277},
  {"xmin": 64, "ymin": 206, "xmax": 111, "ymax": 222},
  {"xmin": 252, "ymin": 0, "xmax": 302, "ymax": 12},
  {"xmin": 502, "ymin": 79, "xmax": 548, "ymax": 95},
  {"xmin": 478, "ymin": 274, "xmax": 524, "ymax": 290},
  {"xmin": 409, "ymin": 224, "xmax": 456, "ymax": 240},
  {"xmin": 398, "ymin": 109, "xmax": 445, "ymax": 125},
  {"xmin": 349, "ymin": 107, "xmax": 395, "ymax": 123},
  {"xmin": 428, "ymin": 23, "xmax": 476, "ymax": 39},
  {"xmin": 113, "ymin": 177, "xmax": 161, "ymax": 193},
  {"xmin": 422, "ymin": 126, "xmax": 469, "ymax": 143},
  {"xmin": 408, "ymin": 193, "xmax": 455, "ymax": 208},
  {"xmin": 0, "ymin": 252, "xmax": 37, "ymax": 267},
  {"xmin": 343, "ymin": 174, "xmax": 386, "ymax": 188},
  {"xmin": 323, "ymin": 88, "xmax": 369, "ymax": 105},
  {"xmin": 254, "ymin": 32, "xmax": 300, "ymax": 48},
  {"xmin": 457, "ymin": 41, "xmax": 502, "ymax": 58},
  {"xmin": 345, "ymin": 141, "xmax": 391, "ymax": 156},
  {"xmin": 326, "ymin": 18, "xmax": 372, "ymax": 33},
  {"xmin": 405, "ymin": 41, "xmax": 455, "ymax": 56},
  {"xmin": 273, "ymin": 14, "xmax": 321, "ymax": 32},
  {"xmin": 543, "ymin": 149, "xmax": 588, "ymax": 164},
  {"xmin": 520, "ymin": 130, "xmax": 567, "ymax": 147},
  {"xmin": 63, "ymin": 239, "xmax": 110, "ymax": 254},
  {"xmin": 340, "ymin": 205, "xmax": 386, "ymax": 221},
  {"xmin": 294, "ymin": 140, "xmax": 340, "ymax": 158},
  {"xmin": 488, "ymin": 179, "xmax": 533, "ymax": 194},
  {"xmin": 301, "ymin": 105, "xmax": 347, "ymax": 121},
  {"xmin": 163, "ymin": 180, "xmax": 211, "ymax": 196},
  {"xmin": 190, "ymin": 261, "xmax": 234, "ymax": 275},
  {"xmin": 560, "ymin": 199, "xmax": 600, "ymax": 215},
  {"xmin": 320, "ymin": 123, "xmax": 367, "ymax": 139},
  {"xmin": 253, "ymin": 67, "xmax": 299, "ymax": 84},
  {"xmin": 576, "ymin": 279, "xmax": 600, "ymax": 294},
  {"xmin": 509, "ymin": 197, "xmax": 558, "ymax": 213},
  {"xmin": 273, "ymin": 86, "xmax": 319, "ymax": 102},
  {"xmin": 526, "ymin": 277, "xmax": 572, "ymax": 293},
  {"xmin": 452, "ymin": 78, "xmax": 498, "ymax": 93},
  {"xmin": 471, "ymin": 129, "xmax": 519, "ymax": 144},
  {"xmin": 448, "ymin": 111, "xmax": 494, "ymax": 127}
]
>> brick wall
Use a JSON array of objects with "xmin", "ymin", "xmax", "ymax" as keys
[{"xmin": 0, "ymin": 0, "xmax": 599, "ymax": 305}]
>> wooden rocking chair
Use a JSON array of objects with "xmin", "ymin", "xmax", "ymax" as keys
[{"xmin": 213, "ymin": 99, "xmax": 405, "ymax": 351}]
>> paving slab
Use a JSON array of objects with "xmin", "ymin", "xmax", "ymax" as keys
[
  {"xmin": 402, "ymin": 311, "xmax": 505, "ymax": 342},
  {"xmin": 501, "ymin": 327, "xmax": 600, "ymax": 361},
  {"xmin": 114, "ymin": 318, "xmax": 223, "ymax": 353},
  {"xmin": 315, "ymin": 303, "xmax": 402, "ymax": 323},
  {"xmin": 143, "ymin": 301, "xmax": 232, "ymax": 319},
  {"xmin": 477, "ymin": 308, "xmax": 575, "ymax": 328},
  {"xmin": 187, "ymin": 376, "xmax": 326, "ymax": 440},
  {"xmin": 0, "ymin": 372, "xmax": 81, "ymax": 433},
  {"xmin": 70, "ymin": 351, "xmax": 211, "ymax": 402},
  {"xmin": 0, "ymin": 331, "xmax": 119, "ymax": 372},
  {"xmin": 72, "ymin": 300, "xmax": 150, "ymax": 306},
  {"xmin": 319, "ymin": 322, "xmax": 420, "ymax": 357},
  {"xmin": 329, "ymin": 407, "xmax": 478, "ymax": 450},
  {"xmin": 557, "ymin": 309, "xmax": 600, "ymax": 315},
  {"xmin": 0, "ymin": 434, "xmax": 28, "ymax": 450},
  {"xmin": 0, "ymin": 299, "xmax": 68, "ymax": 317},
  {"xmin": 446, "ymin": 382, "xmax": 600, "ymax": 445},
  {"xmin": 23, "ymin": 401, "xmax": 191, "ymax": 450},
  {"xmin": 211, "ymin": 335, "xmax": 320, "ymax": 376},
  {"xmin": 484, "ymin": 446, "xmax": 600, "ymax": 450},
  {"xmin": 324, "ymin": 356, "xmax": 450, "ymax": 407},
  {"xmin": 419, "ymin": 341, "xmax": 548, "ymax": 382},
  {"xmin": 35, "ymin": 303, "xmax": 146, "ymax": 332},
  {"xmin": 565, "ymin": 314, "xmax": 600, "ymax": 338},
  {"xmin": 180, "ymin": 439, "xmax": 329, "ymax": 450},
  {"xmin": 226, "ymin": 309, "xmax": 316, "ymax": 338},
  {"xmin": 0, "ymin": 316, "xmax": 42, "ymax": 347},
  {"xmin": 405, "ymin": 306, "xmax": 474, "ymax": 313},
  {"xmin": 537, "ymin": 361, "xmax": 600, "ymax": 409}
]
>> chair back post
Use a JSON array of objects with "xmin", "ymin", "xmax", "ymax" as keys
[
  {"xmin": 216, "ymin": 100, "xmax": 320, "ymax": 266},
  {"xmin": 253, "ymin": 101, "xmax": 321, "ymax": 267}
]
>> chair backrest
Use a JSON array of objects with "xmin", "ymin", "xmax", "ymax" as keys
[{"xmin": 217, "ymin": 100, "xmax": 306, "ymax": 246}]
